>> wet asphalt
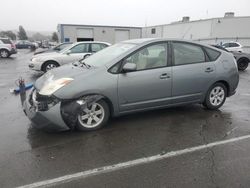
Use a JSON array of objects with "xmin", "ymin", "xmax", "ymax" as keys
[{"xmin": 0, "ymin": 50, "xmax": 250, "ymax": 188}]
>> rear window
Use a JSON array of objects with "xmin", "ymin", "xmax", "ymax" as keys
[
  {"xmin": 1, "ymin": 39, "xmax": 12, "ymax": 44},
  {"xmin": 229, "ymin": 43, "xmax": 239, "ymax": 47},
  {"xmin": 204, "ymin": 47, "xmax": 221, "ymax": 61}
]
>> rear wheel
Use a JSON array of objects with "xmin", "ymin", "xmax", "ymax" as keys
[
  {"xmin": 42, "ymin": 61, "xmax": 59, "ymax": 72},
  {"xmin": 203, "ymin": 83, "xmax": 227, "ymax": 110},
  {"xmin": 76, "ymin": 100, "xmax": 110, "ymax": 131},
  {"xmin": 0, "ymin": 49, "xmax": 10, "ymax": 58},
  {"xmin": 237, "ymin": 58, "xmax": 249, "ymax": 71}
]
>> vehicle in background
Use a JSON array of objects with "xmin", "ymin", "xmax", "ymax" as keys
[
  {"xmin": 212, "ymin": 45, "xmax": 249, "ymax": 71},
  {"xmin": 222, "ymin": 42, "xmax": 243, "ymax": 53},
  {"xmin": 23, "ymin": 38, "xmax": 239, "ymax": 131},
  {"xmin": 0, "ymin": 38, "xmax": 17, "ymax": 58},
  {"xmin": 29, "ymin": 41, "xmax": 110, "ymax": 72},
  {"xmin": 15, "ymin": 40, "xmax": 36, "ymax": 49},
  {"xmin": 34, "ymin": 42, "xmax": 73, "ymax": 55},
  {"xmin": 41, "ymin": 40, "xmax": 50, "ymax": 48}
]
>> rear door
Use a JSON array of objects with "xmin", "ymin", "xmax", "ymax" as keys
[
  {"xmin": 118, "ymin": 42, "xmax": 172, "ymax": 112},
  {"xmin": 171, "ymin": 41, "xmax": 216, "ymax": 104}
]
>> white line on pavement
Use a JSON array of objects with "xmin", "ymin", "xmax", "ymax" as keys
[{"xmin": 17, "ymin": 134, "xmax": 250, "ymax": 188}]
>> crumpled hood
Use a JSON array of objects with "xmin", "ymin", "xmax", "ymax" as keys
[{"xmin": 35, "ymin": 64, "xmax": 96, "ymax": 92}]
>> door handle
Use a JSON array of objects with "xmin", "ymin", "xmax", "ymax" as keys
[
  {"xmin": 205, "ymin": 67, "xmax": 214, "ymax": 73},
  {"xmin": 160, "ymin": 73, "xmax": 170, "ymax": 79}
]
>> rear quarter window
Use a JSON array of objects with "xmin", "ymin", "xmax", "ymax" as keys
[
  {"xmin": 204, "ymin": 47, "xmax": 221, "ymax": 61},
  {"xmin": 1, "ymin": 39, "xmax": 11, "ymax": 44}
]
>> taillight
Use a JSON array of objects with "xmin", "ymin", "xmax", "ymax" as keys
[{"xmin": 11, "ymin": 43, "xmax": 16, "ymax": 49}]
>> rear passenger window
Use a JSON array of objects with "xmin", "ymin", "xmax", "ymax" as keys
[
  {"xmin": 173, "ymin": 42, "xmax": 205, "ymax": 66},
  {"xmin": 204, "ymin": 47, "xmax": 221, "ymax": 61}
]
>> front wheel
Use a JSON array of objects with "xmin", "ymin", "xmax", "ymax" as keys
[
  {"xmin": 76, "ymin": 100, "xmax": 110, "ymax": 131},
  {"xmin": 203, "ymin": 83, "xmax": 227, "ymax": 110},
  {"xmin": 42, "ymin": 61, "xmax": 59, "ymax": 72}
]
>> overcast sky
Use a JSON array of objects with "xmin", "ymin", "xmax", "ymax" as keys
[{"xmin": 1, "ymin": 0, "xmax": 250, "ymax": 32}]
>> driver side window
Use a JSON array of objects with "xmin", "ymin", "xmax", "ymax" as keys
[
  {"xmin": 124, "ymin": 43, "xmax": 167, "ymax": 71},
  {"xmin": 70, "ymin": 43, "xmax": 89, "ymax": 53}
]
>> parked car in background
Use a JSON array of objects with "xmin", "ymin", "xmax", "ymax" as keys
[
  {"xmin": 222, "ymin": 42, "xmax": 243, "ymax": 53},
  {"xmin": 34, "ymin": 42, "xmax": 73, "ymax": 55},
  {"xmin": 0, "ymin": 38, "xmax": 17, "ymax": 58},
  {"xmin": 23, "ymin": 38, "xmax": 239, "ymax": 131},
  {"xmin": 15, "ymin": 40, "xmax": 36, "ymax": 49},
  {"xmin": 29, "ymin": 41, "xmax": 110, "ymax": 72},
  {"xmin": 212, "ymin": 45, "xmax": 249, "ymax": 71}
]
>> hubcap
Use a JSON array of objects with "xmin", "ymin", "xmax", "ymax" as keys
[
  {"xmin": 209, "ymin": 86, "xmax": 225, "ymax": 106},
  {"xmin": 46, "ymin": 64, "xmax": 57, "ymax": 71},
  {"xmin": 78, "ymin": 103, "xmax": 105, "ymax": 128},
  {"xmin": 1, "ymin": 51, "xmax": 8, "ymax": 57}
]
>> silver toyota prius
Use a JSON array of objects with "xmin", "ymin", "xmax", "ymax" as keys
[{"xmin": 23, "ymin": 38, "xmax": 239, "ymax": 131}]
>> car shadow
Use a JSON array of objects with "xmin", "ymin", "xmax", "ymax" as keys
[{"xmin": 26, "ymin": 104, "xmax": 235, "ymax": 150}]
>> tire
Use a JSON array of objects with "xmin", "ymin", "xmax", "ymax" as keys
[
  {"xmin": 42, "ymin": 61, "xmax": 59, "ymax": 72},
  {"xmin": 237, "ymin": 58, "xmax": 249, "ymax": 71},
  {"xmin": 0, "ymin": 49, "xmax": 10, "ymax": 58},
  {"xmin": 203, "ymin": 82, "xmax": 227, "ymax": 110},
  {"xmin": 76, "ymin": 100, "xmax": 110, "ymax": 131}
]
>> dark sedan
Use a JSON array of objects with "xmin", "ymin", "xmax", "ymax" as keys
[
  {"xmin": 34, "ymin": 42, "xmax": 72, "ymax": 55},
  {"xmin": 15, "ymin": 40, "xmax": 36, "ymax": 49},
  {"xmin": 212, "ymin": 45, "xmax": 249, "ymax": 71}
]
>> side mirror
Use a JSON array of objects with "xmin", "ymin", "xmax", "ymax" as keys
[
  {"xmin": 66, "ymin": 50, "xmax": 71, "ymax": 55},
  {"xmin": 122, "ymin": 62, "xmax": 137, "ymax": 72}
]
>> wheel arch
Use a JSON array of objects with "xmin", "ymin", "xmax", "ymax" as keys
[
  {"xmin": 0, "ymin": 47, "xmax": 10, "ymax": 52},
  {"xmin": 214, "ymin": 80, "xmax": 230, "ymax": 97},
  {"xmin": 237, "ymin": 57, "xmax": 250, "ymax": 63},
  {"xmin": 70, "ymin": 93, "xmax": 115, "ymax": 117},
  {"xmin": 41, "ymin": 60, "xmax": 60, "ymax": 71}
]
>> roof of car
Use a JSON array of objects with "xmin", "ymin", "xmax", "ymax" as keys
[
  {"xmin": 121, "ymin": 38, "xmax": 211, "ymax": 46},
  {"xmin": 74, "ymin": 41, "xmax": 111, "ymax": 45}
]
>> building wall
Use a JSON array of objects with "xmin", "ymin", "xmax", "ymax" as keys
[
  {"xmin": 58, "ymin": 24, "xmax": 142, "ymax": 44},
  {"xmin": 141, "ymin": 16, "xmax": 250, "ymax": 49}
]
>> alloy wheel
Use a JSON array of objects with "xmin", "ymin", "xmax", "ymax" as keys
[
  {"xmin": 209, "ymin": 86, "xmax": 225, "ymax": 106},
  {"xmin": 0, "ymin": 50, "xmax": 8, "ymax": 58},
  {"xmin": 78, "ymin": 103, "xmax": 105, "ymax": 128}
]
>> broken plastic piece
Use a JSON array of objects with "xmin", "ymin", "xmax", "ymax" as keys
[
  {"xmin": 10, "ymin": 83, "xmax": 33, "ymax": 94},
  {"xmin": 61, "ymin": 95, "xmax": 104, "ymax": 130}
]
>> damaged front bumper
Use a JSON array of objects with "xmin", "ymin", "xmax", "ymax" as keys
[{"xmin": 23, "ymin": 89, "xmax": 70, "ymax": 131}]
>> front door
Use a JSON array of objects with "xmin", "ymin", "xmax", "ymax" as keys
[{"xmin": 118, "ymin": 42, "xmax": 172, "ymax": 112}]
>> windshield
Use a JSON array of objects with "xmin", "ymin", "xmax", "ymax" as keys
[
  {"xmin": 84, "ymin": 43, "xmax": 136, "ymax": 67},
  {"xmin": 59, "ymin": 43, "xmax": 75, "ymax": 53}
]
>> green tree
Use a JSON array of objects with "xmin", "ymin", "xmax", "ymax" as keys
[
  {"xmin": 0, "ymin": 31, "xmax": 17, "ymax": 40},
  {"xmin": 18, "ymin": 25, "xmax": 28, "ymax": 40},
  {"xmin": 51, "ymin": 32, "xmax": 58, "ymax": 42}
]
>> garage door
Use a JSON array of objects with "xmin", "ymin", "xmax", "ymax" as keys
[
  {"xmin": 115, "ymin": 30, "xmax": 129, "ymax": 43},
  {"xmin": 77, "ymin": 28, "xmax": 94, "ymax": 41}
]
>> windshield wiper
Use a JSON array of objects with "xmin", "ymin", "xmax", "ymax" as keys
[{"xmin": 79, "ymin": 60, "xmax": 91, "ymax": 69}]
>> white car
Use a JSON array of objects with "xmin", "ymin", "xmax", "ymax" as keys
[
  {"xmin": 222, "ymin": 42, "xmax": 243, "ymax": 53},
  {"xmin": 29, "ymin": 41, "xmax": 110, "ymax": 72}
]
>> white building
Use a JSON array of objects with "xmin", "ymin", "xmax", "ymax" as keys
[
  {"xmin": 57, "ymin": 24, "xmax": 142, "ymax": 44},
  {"xmin": 142, "ymin": 12, "xmax": 250, "ymax": 51},
  {"xmin": 58, "ymin": 13, "xmax": 250, "ymax": 51}
]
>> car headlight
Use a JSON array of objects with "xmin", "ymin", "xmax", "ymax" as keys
[
  {"xmin": 39, "ymin": 78, "xmax": 74, "ymax": 96},
  {"xmin": 32, "ymin": 58, "xmax": 43, "ymax": 62}
]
